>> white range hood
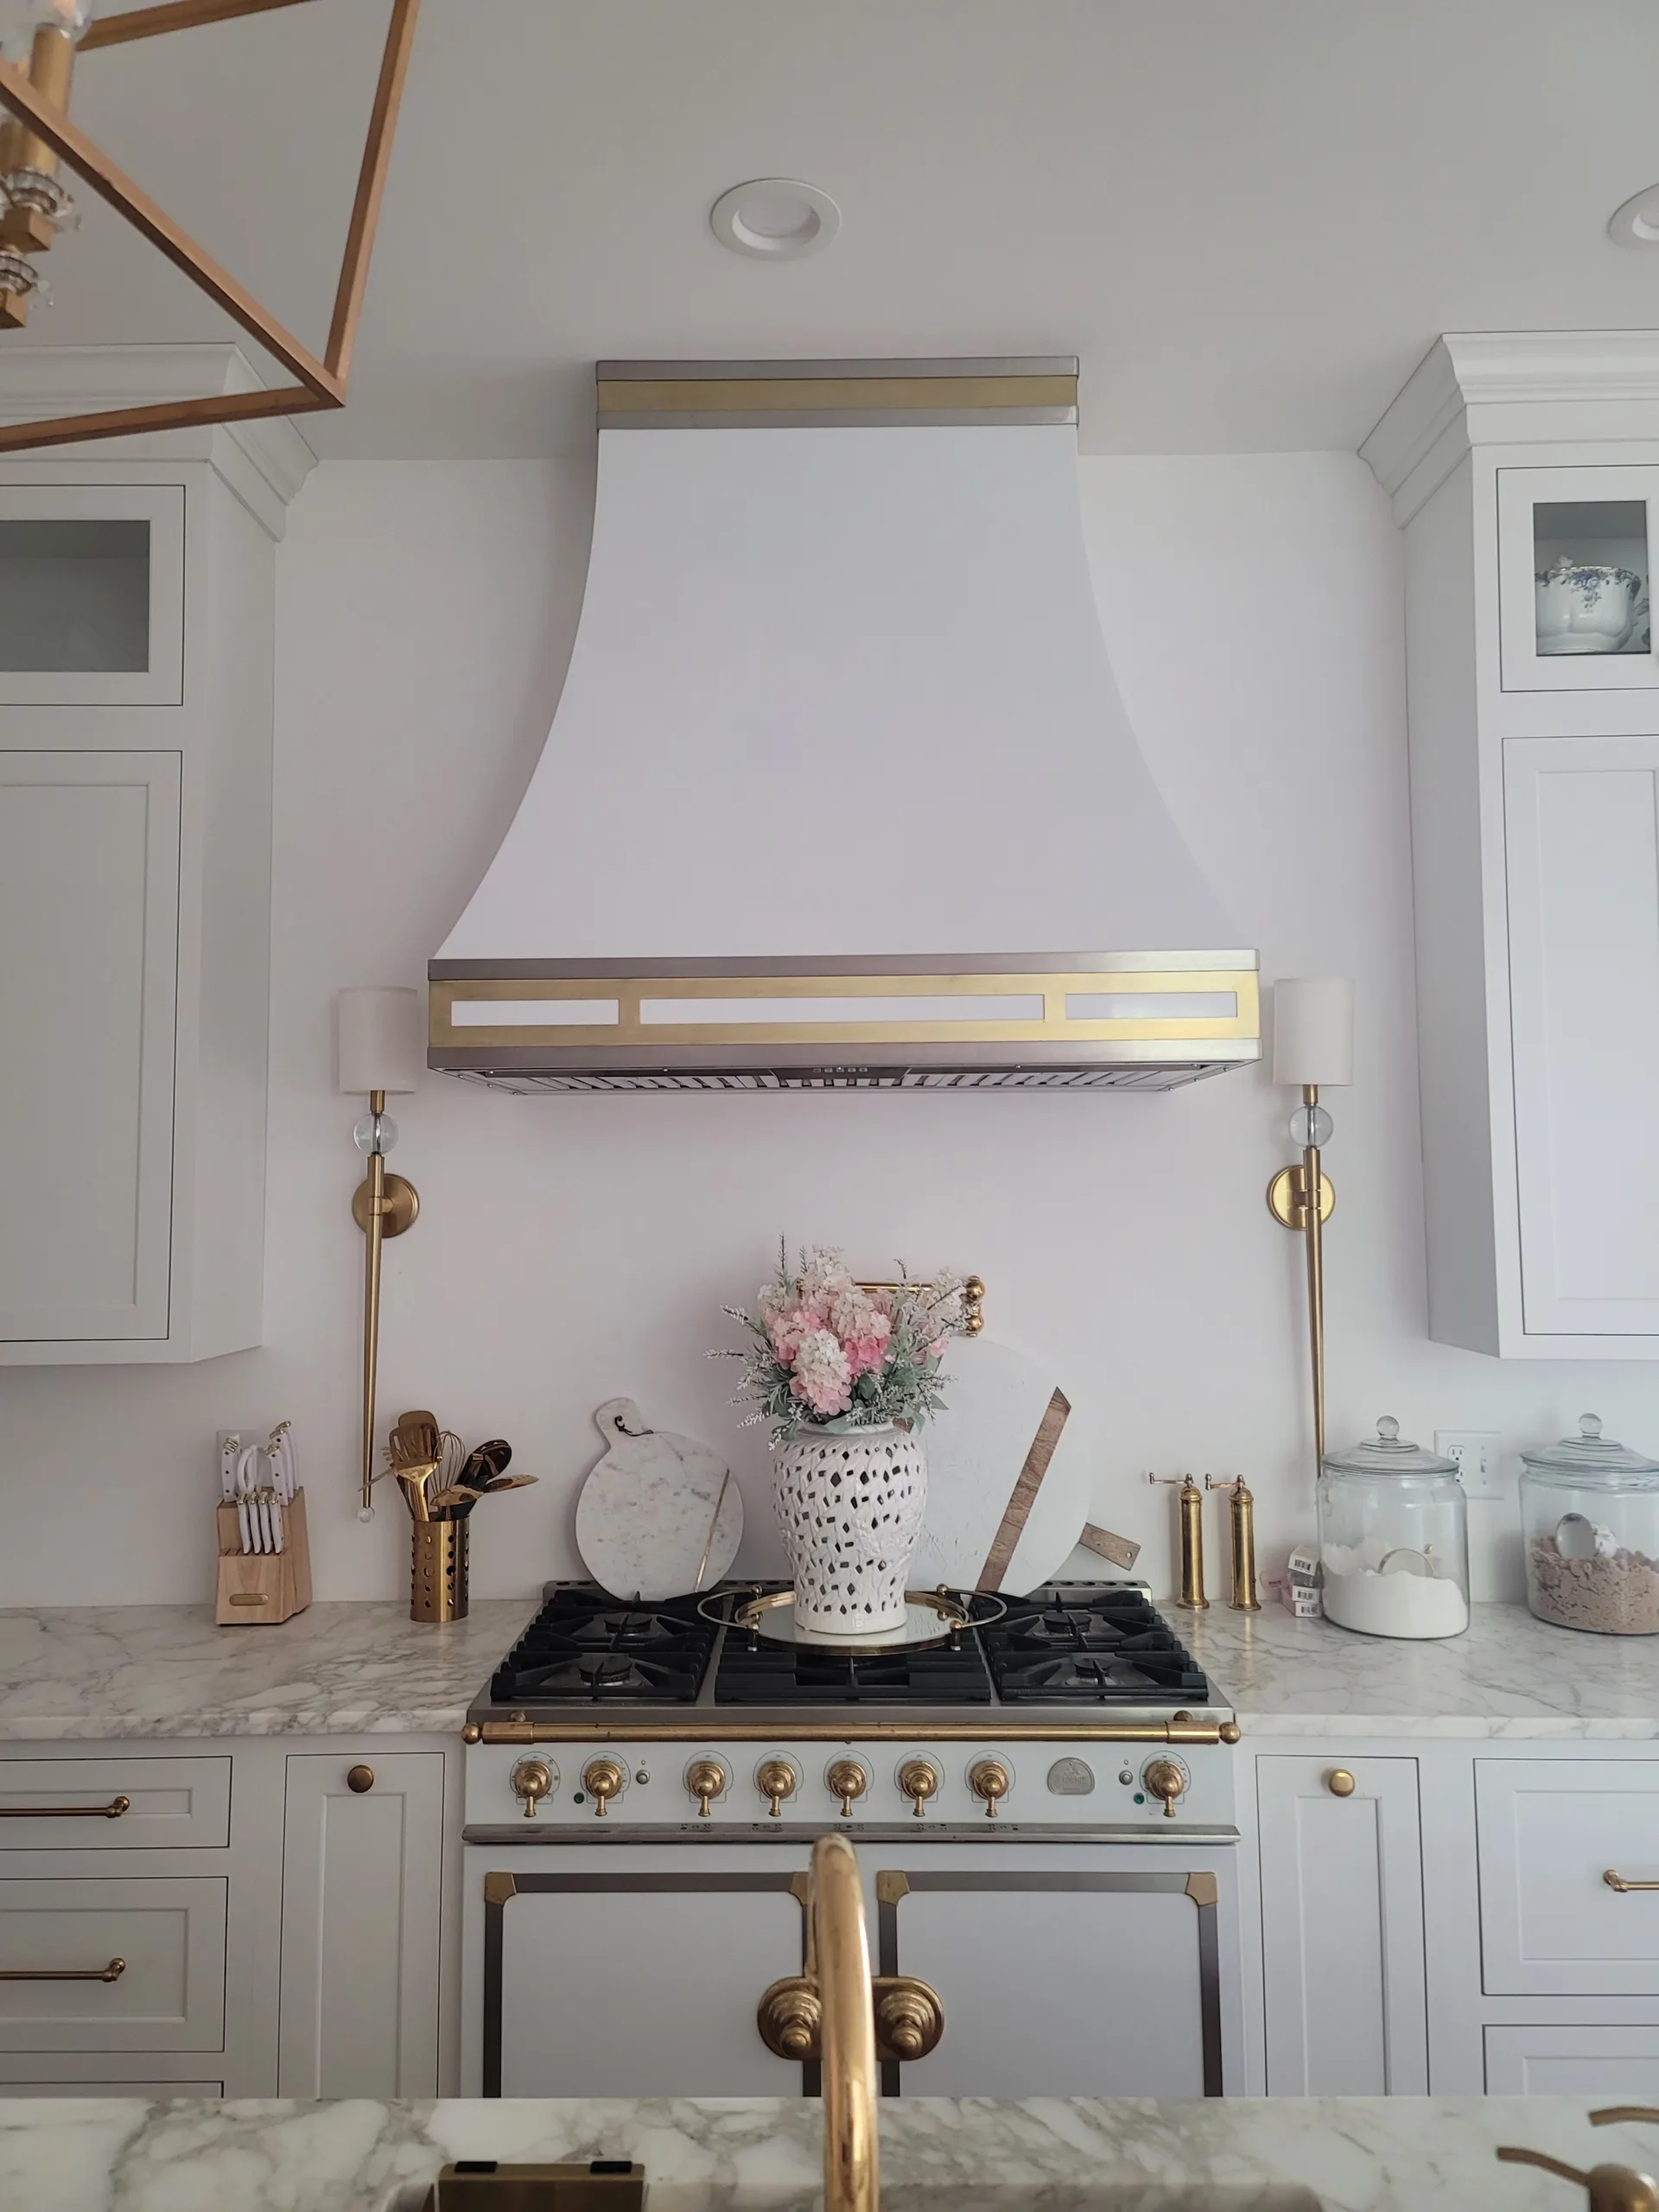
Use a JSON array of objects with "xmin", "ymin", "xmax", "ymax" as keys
[{"xmin": 431, "ymin": 359, "xmax": 1257, "ymax": 1090}]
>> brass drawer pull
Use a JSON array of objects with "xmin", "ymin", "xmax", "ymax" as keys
[
  {"xmin": 1605, "ymin": 1870, "xmax": 1659, "ymax": 1892},
  {"xmin": 0, "ymin": 1796, "xmax": 130, "ymax": 1821},
  {"xmin": 0, "ymin": 1957, "xmax": 125, "ymax": 1983},
  {"xmin": 1326, "ymin": 1770, "xmax": 1357, "ymax": 1797}
]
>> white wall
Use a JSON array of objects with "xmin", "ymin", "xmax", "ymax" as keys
[{"xmin": 3, "ymin": 448, "xmax": 1656, "ymax": 1611}]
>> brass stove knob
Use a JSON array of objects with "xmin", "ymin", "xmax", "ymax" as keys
[
  {"xmin": 685, "ymin": 1757, "xmax": 728, "ymax": 1819},
  {"xmin": 898, "ymin": 1758, "xmax": 942, "ymax": 1819},
  {"xmin": 755, "ymin": 1758, "xmax": 798, "ymax": 1819},
  {"xmin": 1143, "ymin": 1757, "xmax": 1188, "ymax": 1819},
  {"xmin": 968, "ymin": 1758, "xmax": 1011, "ymax": 1820},
  {"xmin": 511, "ymin": 1758, "xmax": 556, "ymax": 1820},
  {"xmin": 826, "ymin": 1758, "xmax": 869, "ymax": 1818},
  {"xmin": 582, "ymin": 1757, "xmax": 626, "ymax": 1817}
]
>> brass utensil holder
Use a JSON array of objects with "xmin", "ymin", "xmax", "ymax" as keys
[
  {"xmin": 215, "ymin": 1491, "xmax": 312, "ymax": 1627},
  {"xmin": 411, "ymin": 1516, "xmax": 468, "ymax": 1623}
]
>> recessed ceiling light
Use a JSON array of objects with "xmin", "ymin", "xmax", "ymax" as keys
[
  {"xmin": 710, "ymin": 178, "xmax": 841, "ymax": 261},
  {"xmin": 1609, "ymin": 182, "xmax": 1659, "ymax": 248}
]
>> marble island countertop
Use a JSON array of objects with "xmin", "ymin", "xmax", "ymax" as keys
[
  {"xmin": 1185, "ymin": 1599, "xmax": 1659, "ymax": 1738},
  {"xmin": 2, "ymin": 2093, "xmax": 1656, "ymax": 2212},
  {"xmin": 0, "ymin": 1601, "xmax": 535, "ymax": 1739}
]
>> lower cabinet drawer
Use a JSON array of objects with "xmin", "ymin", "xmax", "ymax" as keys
[
  {"xmin": 0, "ymin": 2079, "xmax": 226, "ymax": 2097},
  {"xmin": 0, "ymin": 1758, "xmax": 230, "ymax": 1851},
  {"xmin": 1477, "ymin": 1758, "xmax": 1659, "ymax": 1994},
  {"xmin": 0, "ymin": 1878, "xmax": 226, "ymax": 2050},
  {"xmin": 1486, "ymin": 2025, "xmax": 1659, "ymax": 2095}
]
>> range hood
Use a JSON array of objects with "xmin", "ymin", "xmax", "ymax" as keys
[{"xmin": 431, "ymin": 359, "xmax": 1258, "ymax": 1091}]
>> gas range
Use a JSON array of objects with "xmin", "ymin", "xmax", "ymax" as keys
[{"xmin": 461, "ymin": 1580, "xmax": 1239, "ymax": 1834}]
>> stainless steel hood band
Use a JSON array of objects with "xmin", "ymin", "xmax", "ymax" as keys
[{"xmin": 463, "ymin": 1717, "xmax": 1243, "ymax": 1746}]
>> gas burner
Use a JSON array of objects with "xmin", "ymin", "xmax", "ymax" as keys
[
  {"xmin": 489, "ymin": 1582, "xmax": 717, "ymax": 1706},
  {"xmin": 983, "ymin": 1585, "xmax": 1211, "ymax": 1705},
  {"xmin": 562, "ymin": 1610, "xmax": 682, "ymax": 1649}
]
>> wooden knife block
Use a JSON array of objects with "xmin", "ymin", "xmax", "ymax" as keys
[{"xmin": 215, "ymin": 1489, "xmax": 312, "ymax": 1626}]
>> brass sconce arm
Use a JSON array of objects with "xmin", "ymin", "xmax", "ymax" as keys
[
  {"xmin": 1267, "ymin": 1082, "xmax": 1336, "ymax": 1473},
  {"xmin": 351, "ymin": 1090, "xmax": 419, "ymax": 1516}
]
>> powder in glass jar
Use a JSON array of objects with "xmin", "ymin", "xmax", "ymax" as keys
[{"xmin": 1528, "ymin": 1535, "xmax": 1659, "ymax": 1635}]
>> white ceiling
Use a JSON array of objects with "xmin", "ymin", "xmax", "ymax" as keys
[{"xmin": 23, "ymin": 0, "xmax": 1659, "ymax": 458}]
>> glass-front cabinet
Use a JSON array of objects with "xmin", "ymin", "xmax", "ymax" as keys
[
  {"xmin": 1499, "ymin": 466, "xmax": 1659, "ymax": 692},
  {"xmin": 0, "ymin": 485, "xmax": 183, "ymax": 705}
]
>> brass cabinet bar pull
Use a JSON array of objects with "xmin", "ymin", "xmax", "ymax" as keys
[
  {"xmin": 1605, "ymin": 1870, "xmax": 1659, "ymax": 1892},
  {"xmin": 0, "ymin": 1796, "xmax": 130, "ymax": 1820},
  {"xmin": 0, "ymin": 1957, "xmax": 124, "ymax": 1982}
]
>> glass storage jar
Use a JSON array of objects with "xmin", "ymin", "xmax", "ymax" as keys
[
  {"xmin": 1317, "ymin": 1417, "xmax": 1470, "ymax": 1639},
  {"xmin": 1521, "ymin": 1415, "xmax": 1659, "ymax": 1636}
]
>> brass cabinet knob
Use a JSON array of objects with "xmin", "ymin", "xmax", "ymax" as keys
[
  {"xmin": 1326, "ymin": 1768, "xmax": 1357, "ymax": 1798},
  {"xmin": 874, "ymin": 1975, "xmax": 946, "ymax": 2063},
  {"xmin": 346, "ymin": 1764, "xmax": 375, "ymax": 1795},
  {"xmin": 582, "ymin": 1757, "xmax": 626, "ymax": 1817},
  {"xmin": 755, "ymin": 1758, "xmax": 798, "ymax": 1819},
  {"xmin": 826, "ymin": 1758, "xmax": 869, "ymax": 1818},
  {"xmin": 1142, "ymin": 1757, "xmax": 1188, "ymax": 1819},
  {"xmin": 898, "ymin": 1758, "xmax": 942, "ymax": 1819},
  {"xmin": 968, "ymin": 1758, "xmax": 1011, "ymax": 1820},
  {"xmin": 685, "ymin": 1757, "xmax": 728, "ymax": 1819},
  {"xmin": 511, "ymin": 1758, "xmax": 556, "ymax": 1820},
  {"xmin": 757, "ymin": 1975, "xmax": 822, "ymax": 2061}
]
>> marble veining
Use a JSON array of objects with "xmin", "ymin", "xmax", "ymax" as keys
[
  {"xmin": 1185, "ymin": 1599, "xmax": 1659, "ymax": 1738},
  {"xmin": 0, "ymin": 1600, "xmax": 534, "ymax": 1740},
  {"xmin": 0, "ymin": 2094, "xmax": 1654, "ymax": 2212}
]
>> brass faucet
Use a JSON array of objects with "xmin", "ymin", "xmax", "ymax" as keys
[
  {"xmin": 755, "ymin": 1835, "xmax": 946, "ymax": 2212},
  {"xmin": 1498, "ymin": 2108, "xmax": 1659, "ymax": 2212}
]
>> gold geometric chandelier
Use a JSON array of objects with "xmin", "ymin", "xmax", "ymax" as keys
[{"xmin": 0, "ymin": 0, "xmax": 418, "ymax": 453}]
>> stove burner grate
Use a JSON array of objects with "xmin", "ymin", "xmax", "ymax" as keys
[
  {"xmin": 983, "ymin": 1585, "xmax": 1211, "ymax": 1705},
  {"xmin": 490, "ymin": 1585, "xmax": 716, "ymax": 1706}
]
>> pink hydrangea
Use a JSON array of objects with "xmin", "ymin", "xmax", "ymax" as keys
[
  {"xmin": 789, "ymin": 1328, "xmax": 853, "ymax": 1416},
  {"xmin": 842, "ymin": 1311, "xmax": 892, "ymax": 1379}
]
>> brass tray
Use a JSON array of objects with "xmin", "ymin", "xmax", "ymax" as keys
[{"xmin": 699, "ymin": 1582, "xmax": 1005, "ymax": 1652}]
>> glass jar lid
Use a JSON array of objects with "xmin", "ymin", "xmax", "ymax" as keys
[
  {"xmin": 1520, "ymin": 1414, "xmax": 1659, "ymax": 1482},
  {"xmin": 1322, "ymin": 1414, "xmax": 1460, "ymax": 1476}
]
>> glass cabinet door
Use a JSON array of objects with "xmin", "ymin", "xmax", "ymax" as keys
[
  {"xmin": 1499, "ymin": 467, "xmax": 1659, "ymax": 692},
  {"xmin": 0, "ymin": 486, "xmax": 183, "ymax": 705}
]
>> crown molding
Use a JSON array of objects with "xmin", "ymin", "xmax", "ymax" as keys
[
  {"xmin": 1362, "ymin": 332, "xmax": 1659, "ymax": 522},
  {"xmin": 0, "ymin": 345, "xmax": 316, "ymax": 537}
]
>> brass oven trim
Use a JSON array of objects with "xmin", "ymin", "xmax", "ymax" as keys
[
  {"xmin": 466, "ymin": 1717, "xmax": 1242, "ymax": 1746},
  {"xmin": 480, "ymin": 1868, "xmax": 814, "ymax": 2100},
  {"xmin": 874, "ymin": 1868, "xmax": 1224, "ymax": 2100}
]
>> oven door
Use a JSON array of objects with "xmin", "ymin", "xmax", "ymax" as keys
[{"xmin": 462, "ymin": 1835, "xmax": 1240, "ymax": 2099}]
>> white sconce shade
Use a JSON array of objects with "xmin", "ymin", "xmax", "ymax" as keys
[
  {"xmin": 1272, "ymin": 976, "xmax": 1354, "ymax": 1088},
  {"xmin": 336, "ymin": 986, "xmax": 424, "ymax": 1096}
]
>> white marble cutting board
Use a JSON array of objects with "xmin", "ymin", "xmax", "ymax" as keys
[
  {"xmin": 909, "ymin": 1338, "xmax": 1093, "ymax": 1594},
  {"xmin": 575, "ymin": 1399, "xmax": 743, "ymax": 1602}
]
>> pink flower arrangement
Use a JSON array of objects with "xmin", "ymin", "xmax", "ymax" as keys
[{"xmin": 715, "ymin": 1244, "xmax": 966, "ymax": 1442}]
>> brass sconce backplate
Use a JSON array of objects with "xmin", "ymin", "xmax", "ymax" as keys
[
  {"xmin": 351, "ymin": 1173, "xmax": 419, "ymax": 1238},
  {"xmin": 1265, "ymin": 1165, "xmax": 1335, "ymax": 1230}
]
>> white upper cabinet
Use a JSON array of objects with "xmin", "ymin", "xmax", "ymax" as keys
[
  {"xmin": 1364, "ymin": 334, "xmax": 1659, "ymax": 1356},
  {"xmin": 0, "ymin": 347, "xmax": 314, "ymax": 1364}
]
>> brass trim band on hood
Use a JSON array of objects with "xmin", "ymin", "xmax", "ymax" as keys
[{"xmin": 596, "ymin": 356, "xmax": 1078, "ymax": 429}]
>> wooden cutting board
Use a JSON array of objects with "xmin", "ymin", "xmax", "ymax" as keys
[{"xmin": 907, "ymin": 1338, "xmax": 1094, "ymax": 1594}]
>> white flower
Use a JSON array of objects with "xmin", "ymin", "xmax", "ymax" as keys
[{"xmin": 791, "ymin": 1327, "xmax": 853, "ymax": 1417}]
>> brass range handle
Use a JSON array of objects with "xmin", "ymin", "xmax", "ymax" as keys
[
  {"xmin": 0, "ymin": 1796, "xmax": 130, "ymax": 1821},
  {"xmin": 897, "ymin": 1758, "xmax": 941, "ymax": 1820},
  {"xmin": 967, "ymin": 1758, "xmax": 1010, "ymax": 1821},
  {"xmin": 825, "ymin": 1759, "xmax": 868, "ymax": 1819},
  {"xmin": 582, "ymin": 1758, "xmax": 626, "ymax": 1817},
  {"xmin": 1605, "ymin": 1871, "xmax": 1659, "ymax": 1893},
  {"xmin": 0, "ymin": 1957, "xmax": 124, "ymax": 1983},
  {"xmin": 757, "ymin": 1973, "xmax": 945, "ymax": 2064},
  {"xmin": 755, "ymin": 1758, "xmax": 798, "ymax": 1820},
  {"xmin": 685, "ymin": 1758, "xmax": 728, "ymax": 1819}
]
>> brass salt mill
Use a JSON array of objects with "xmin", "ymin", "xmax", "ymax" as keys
[
  {"xmin": 1148, "ymin": 1472, "xmax": 1208, "ymax": 1610},
  {"xmin": 1206, "ymin": 1474, "xmax": 1262, "ymax": 1612}
]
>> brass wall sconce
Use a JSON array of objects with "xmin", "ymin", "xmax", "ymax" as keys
[
  {"xmin": 1265, "ymin": 976, "xmax": 1353, "ymax": 1478},
  {"xmin": 0, "ymin": 0, "xmax": 419, "ymax": 451},
  {"xmin": 336, "ymin": 988, "xmax": 423, "ymax": 1521}
]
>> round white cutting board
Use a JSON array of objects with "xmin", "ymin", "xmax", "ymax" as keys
[
  {"xmin": 908, "ymin": 1338, "xmax": 1093, "ymax": 1595},
  {"xmin": 575, "ymin": 1399, "xmax": 743, "ymax": 1602}
]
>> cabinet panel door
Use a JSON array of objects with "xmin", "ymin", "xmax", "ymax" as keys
[
  {"xmin": 0, "ymin": 751, "xmax": 180, "ymax": 1343},
  {"xmin": 1478, "ymin": 1758, "xmax": 1659, "ymax": 1994},
  {"xmin": 1498, "ymin": 466, "xmax": 1659, "ymax": 693},
  {"xmin": 0, "ymin": 486, "xmax": 183, "ymax": 706},
  {"xmin": 277, "ymin": 1752, "xmax": 444, "ymax": 2098},
  {"xmin": 1505, "ymin": 736, "xmax": 1659, "ymax": 1338},
  {"xmin": 1257, "ymin": 1756, "xmax": 1427, "ymax": 2094},
  {"xmin": 1486, "ymin": 2025, "xmax": 1659, "ymax": 2095}
]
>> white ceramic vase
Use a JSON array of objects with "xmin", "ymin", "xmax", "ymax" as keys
[{"xmin": 774, "ymin": 1424, "xmax": 927, "ymax": 1636}]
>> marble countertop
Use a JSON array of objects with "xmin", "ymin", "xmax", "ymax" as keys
[
  {"xmin": 0, "ymin": 1601, "xmax": 534, "ymax": 1740},
  {"xmin": 1, "ymin": 2093, "xmax": 1655, "ymax": 2211},
  {"xmin": 1185, "ymin": 1599, "xmax": 1659, "ymax": 1738}
]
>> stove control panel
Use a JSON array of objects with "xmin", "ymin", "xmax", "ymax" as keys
[{"xmin": 468, "ymin": 1738, "xmax": 1236, "ymax": 1831}]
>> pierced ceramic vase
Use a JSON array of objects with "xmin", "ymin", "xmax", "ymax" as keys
[{"xmin": 774, "ymin": 1424, "xmax": 927, "ymax": 1636}]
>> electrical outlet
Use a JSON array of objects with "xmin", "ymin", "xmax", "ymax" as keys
[{"xmin": 1435, "ymin": 1429, "xmax": 1506, "ymax": 1501}]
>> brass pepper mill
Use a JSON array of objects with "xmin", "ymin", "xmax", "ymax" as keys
[
  {"xmin": 1148, "ymin": 1473, "xmax": 1208, "ymax": 1611},
  {"xmin": 1206, "ymin": 1475, "xmax": 1262, "ymax": 1612}
]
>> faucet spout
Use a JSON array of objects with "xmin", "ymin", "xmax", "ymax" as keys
[{"xmin": 808, "ymin": 1833, "xmax": 879, "ymax": 2212}]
